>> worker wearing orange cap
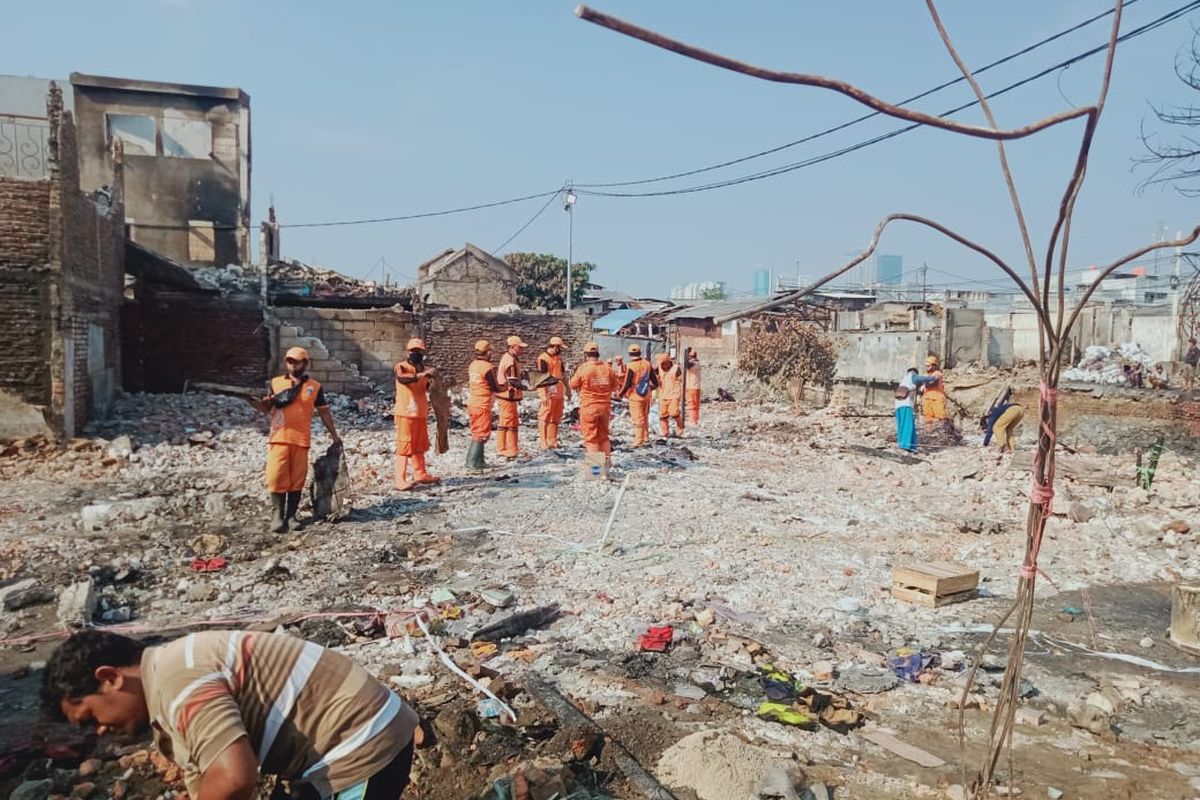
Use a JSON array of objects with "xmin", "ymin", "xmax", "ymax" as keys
[
  {"xmin": 656, "ymin": 352, "xmax": 684, "ymax": 437},
  {"xmin": 254, "ymin": 347, "xmax": 340, "ymax": 534},
  {"xmin": 619, "ymin": 344, "xmax": 657, "ymax": 447},
  {"xmin": 570, "ymin": 342, "xmax": 616, "ymax": 458},
  {"xmin": 536, "ymin": 336, "xmax": 571, "ymax": 450},
  {"xmin": 495, "ymin": 335, "xmax": 528, "ymax": 459},
  {"xmin": 393, "ymin": 338, "xmax": 440, "ymax": 491},
  {"xmin": 466, "ymin": 340, "xmax": 499, "ymax": 471},
  {"xmin": 684, "ymin": 347, "xmax": 702, "ymax": 426},
  {"xmin": 922, "ymin": 355, "xmax": 947, "ymax": 421},
  {"xmin": 609, "ymin": 356, "xmax": 627, "ymax": 397}
]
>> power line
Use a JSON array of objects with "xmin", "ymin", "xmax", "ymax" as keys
[
  {"xmin": 493, "ymin": 188, "xmax": 565, "ymax": 253},
  {"xmin": 280, "ymin": 188, "xmax": 562, "ymax": 229},
  {"xmin": 576, "ymin": 0, "xmax": 1143, "ymax": 190},
  {"xmin": 576, "ymin": 0, "xmax": 1200, "ymax": 198}
]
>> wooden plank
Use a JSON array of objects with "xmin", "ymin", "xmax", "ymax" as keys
[
  {"xmin": 861, "ymin": 729, "xmax": 946, "ymax": 768},
  {"xmin": 892, "ymin": 563, "xmax": 978, "ymax": 597},
  {"xmin": 891, "ymin": 586, "xmax": 977, "ymax": 608}
]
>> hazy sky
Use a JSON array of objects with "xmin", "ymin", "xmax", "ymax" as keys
[{"xmin": 6, "ymin": 1, "xmax": 1197, "ymax": 296}]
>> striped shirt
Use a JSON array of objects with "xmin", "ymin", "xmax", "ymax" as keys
[{"xmin": 141, "ymin": 631, "xmax": 418, "ymax": 798}]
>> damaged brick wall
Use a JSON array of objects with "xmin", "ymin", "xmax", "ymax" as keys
[
  {"xmin": 0, "ymin": 182, "xmax": 53, "ymax": 424},
  {"xmin": 124, "ymin": 288, "xmax": 269, "ymax": 393},
  {"xmin": 271, "ymin": 307, "xmax": 590, "ymax": 395}
]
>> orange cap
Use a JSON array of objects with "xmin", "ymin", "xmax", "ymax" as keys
[
  {"xmin": 506, "ymin": 335, "xmax": 527, "ymax": 348},
  {"xmin": 406, "ymin": 337, "xmax": 426, "ymax": 351},
  {"xmin": 285, "ymin": 347, "xmax": 310, "ymax": 363},
  {"xmin": 549, "ymin": 336, "xmax": 566, "ymax": 347},
  {"xmin": 627, "ymin": 344, "xmax": 641, "ymax": 355},
  {"xmin": 583, "ymin": 341, "xmax": 600, "ymax": 355},
  {"xmin": 475, "ymin": 339, "xmax": 491, "ymax": 353},
  {"xmin": 925, "ymin": 355, "xmax": 939, "ymax": 366}
]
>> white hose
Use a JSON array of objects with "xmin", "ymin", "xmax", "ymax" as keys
[{"xmin": 413, "ymin": 612, "xmax": 517, "ymax": 722}]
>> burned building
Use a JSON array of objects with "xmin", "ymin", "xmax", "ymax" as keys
[
  {"xmin": 0, "ymin": 84, "xmax": 125, "ymax": 439},
  {"xmin": 70, "ymin": 73, "xmax": 251, "ymax": 267}
]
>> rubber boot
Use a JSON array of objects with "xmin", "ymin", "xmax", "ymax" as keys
[
  {"xmin": 269, "ymin": 493, "xmax": 288, "ymax": 534},
  {"xmin": 395, "ymin": 456, "xmax": 413, "ymax": 491},
  {"xmin": 285, "ymin": 491, "xmax": 302, "ymax": 525},
  {"xmin": 466, "ymin": 440, "xmax": 488, "ymax": 473}
]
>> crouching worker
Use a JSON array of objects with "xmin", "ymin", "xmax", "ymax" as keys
[
  {"xmin": 981, "ymin": 401, "xmax": 1024, "ymax": 454},
  {"xmin": 43, "ymin": 629, "xmax": 421, "ymax": 800},
  {"xmin": 254, "ymin": 347, "xmax": 341, "ymax": 534}
]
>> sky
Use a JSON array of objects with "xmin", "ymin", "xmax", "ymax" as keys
[{"xmin": 4, "ymin": 0, "xmax": 1198, "ymax": 297}]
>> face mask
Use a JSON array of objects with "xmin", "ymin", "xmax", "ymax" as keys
[{"xmin": 410, "ymin": 352, "xmax": 425, "ymax": 366}]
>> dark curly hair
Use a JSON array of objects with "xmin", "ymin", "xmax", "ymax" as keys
[{"xmin": 41, "ymin": 630, "xmax": 146, "ymax": 716}]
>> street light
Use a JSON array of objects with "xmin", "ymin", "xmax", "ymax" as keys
[{"xmin": 564, "ymin": 188, "xmax": 577, "ymax": 311}]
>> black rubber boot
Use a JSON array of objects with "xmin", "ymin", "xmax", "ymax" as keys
[
  {"xmin": 466, "ymin": 441, "xmax": 488, "ymax": 473},
  {"xmin": 285, "ymin": 491, "xmax": 302, "ymax": 526},
  {"xmin": 269, "ymin": 493, "xmax": 288, "ymax": 534}
]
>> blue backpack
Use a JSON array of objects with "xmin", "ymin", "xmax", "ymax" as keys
[{"xmin": 635, "ymin": 366, "xmax": 653, "ymax": 397}]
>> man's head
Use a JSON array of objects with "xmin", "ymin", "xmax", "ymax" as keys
[
  {"xmin": 627, "ymin": 344, "xmax": 641, "ymax": 360},
  {"xmin": 42, "ymin": 631, "xmax": 149, "ymax": 736},
  {"xmin": 583, "ymin": 341, "xmax": 600, "ymax": 360},
  {"xmin": 547, "ymin": 336, "xmax": 565, "ymax": 356},
  {"xmin": 506, "ymin": 335, "xmax": 527, "ymax": 355},
  {"xmin": 906, "ymin": 367, "xmax": 919, "ymax": 375},
  {"xmin": 406, "ymin": 338, "xmax": 426, "ymax": 366},
  {"xmin": 285, "ymin": 347, "xmax": 310, "ymax": 378},
  {"xmin": 925, "ymin": 355, "xmax": 938, "ymax": 372},
  {"xmin": 475, "ymin": 340, "xmax": 492, "ymax": 361}
]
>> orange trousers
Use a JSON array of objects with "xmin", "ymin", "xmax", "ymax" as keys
[
  {"xmin": 660, "ymin": 398, "xmax": 682, "ymax": 437},
  {"xmin": 580, "ymin": 406, "xmax": 612, "ymax": 454},
  {"xmin": 538, "ymin": 392, "xmax": 564, "ymax": 449},
  {"xmin": 496, "ymin": 399, "xmax": 520, "ymax": 457},
  {"xmin": 266, "ymin": 444, "xmax": 308, "ymax": 493},
  {"xmin": 395, "ymin": 416, "xmax": 434, "ymax": 488},
  {"xmin": 468, "ymin": 403, "xmax": 493, "ymax": 443},
  {"xmin": 628, "ymin": 396, "xmax": 651, "ymax": 447},
  {"xmin": 686, "ymin": 389, "xmax": 700, "ymax": 425},
  {"xmin": 923, "ymin": 395, "xmax": 947, "ymax": 420}
]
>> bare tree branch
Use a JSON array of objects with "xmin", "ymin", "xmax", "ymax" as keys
[{"xmin": 575, "ymin": 5, "xmax": 1094, "ymax": 142}]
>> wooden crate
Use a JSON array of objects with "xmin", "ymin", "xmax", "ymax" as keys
[{"xmin": 892, "ymin": 562, "xmax": 979, "ymax": 608}]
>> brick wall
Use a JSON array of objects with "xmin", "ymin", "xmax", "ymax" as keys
[
  {"xmin": 272, "ymin": 306, "xmax": 591, "ymax": 394},
  {"xmin": 0, "ymin": 182, "xmax": 52, "ymax": 411},
  {"xmin": 125, "ymin": 288, "xmax": 269, "ymax": 392},
  {"xmin": 0, "ymin": 179, "xmax": 50, "ymax": 268}
]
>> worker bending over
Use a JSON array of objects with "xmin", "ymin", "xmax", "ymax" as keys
[
  {"xmin": 656, "ymin": 352, "xmax": 684, "ymax": 437},
  {"xmin": 982, "ymin": 401, "xmax": 1024, "ymax": 453},
  {"xmin": 536, "ymin": 336, "xmax": 570, "ymax": 450},
  {"xmin": 466, "ymin": 340, "xmax": 500, "ymax": 472},
  {"xmin": 569, "ymin": 342, "xmax": 616, "ymax": 462},
  {"xmin": 496, "ymin": 335, "xmax": 528, "ymax": 460},
  {"xmin": 684, "ymin": 347, "xmax": 702, "ymax": 426},
  {"xmin": 393, "ymin": 338, "xmax": 440, "ymax": 491},
  {"xmin": 44, "ymin": 629, "xmax": 420, "ymax": 800},
  {"xmin": 254, "ymin": 347, "xmax": 340, "ymax": 534},
  {"xmin": 620, "ymin": 344, "xmax": 657, "ymax": 447}
]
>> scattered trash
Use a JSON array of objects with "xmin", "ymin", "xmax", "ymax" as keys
[
  {"xmin": 887, "ymin": 648, "xmax": 938, "ymax": 683},
  {"xmin": 190, "ymin": 556, "xmax": 228, "ymax": 573},
  {"xmin": 835, "ymin": 665, "xmax": 900, "ymax": 694},
  {"xmin": 472, "ymin": 604, "xmax": 562, "ymax": 643},
  {"xmin": 430, "ymin": 587, "xmax": 458, "ymax": 605},
  {"xmin": 636, "ymin": 625, "xmax": 675, "ymax": 653},
  {"xmin": 860, "ymin": 728, "xmax": 945, "ymax": 768},
  {"xmin": 480, "ymin": 588, "xmax": 515, "ymax": 608}
]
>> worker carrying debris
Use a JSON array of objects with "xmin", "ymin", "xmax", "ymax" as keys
[
  {"xmin": 894, "ymin": 367, "xmax": 937, "ymax": 453},
  {"xmin": 495, "ymin": 335, "xmax": 529, "ymax": 460},
  {"xmin": 656, "ymin": 352, "xmax": 684, "ymax": 438},
  {"xmin": 536, "ymin": 336, "xmax": 571, "ymax": 450},
  {"xmin": 921, "ymin": 355, "xmax": 948, "ymax": 422},
  {"xmin": 569, "ymin": 341, "xmax": 616, "ymax": 462},
  {"xmin": 466, "ymin": 339, "xmax": 500, "ymax": 472},
  {"xmin": 43, "ymin": 629, "xmax": 420, "ymax": 800},
  {"xmin": 684, "ymin": 346, "xmax": 702, "ymax": 426},
  {"xmin": 393, "ymin": 338, "xmax": 440, "ymax": 491},
  {"xmin": 619, "ymin": 344, "xmax": 658, "ymax": 447},
  {"xmin": 981, "ymin": 398, "xmax": 1024, "ymax": 453},
  {"xmin": 253, "ymin": 347, "xmax": 341, "ymax": 534}
]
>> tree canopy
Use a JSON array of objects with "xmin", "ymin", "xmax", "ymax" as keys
[{"xmin": 504, "ymin": 252, "xmax": 595, "ymax": 310}]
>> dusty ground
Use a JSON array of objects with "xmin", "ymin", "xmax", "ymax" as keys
[{"xmin": 1, "ymin": 378, "xmax": 1199, "ymax": 800}]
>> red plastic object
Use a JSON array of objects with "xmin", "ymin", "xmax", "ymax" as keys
[
  {"xmin": 636, "ymin": 625, "xmax": 674, "ymax": 653},
  {"xmin": 190, "ymin": 556, "xmax": 228, "ymax": 573}
]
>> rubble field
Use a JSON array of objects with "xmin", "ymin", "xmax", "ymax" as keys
[{"xmin": 2, "ymin": 383, "xmax": 1199, "ymax": 800}]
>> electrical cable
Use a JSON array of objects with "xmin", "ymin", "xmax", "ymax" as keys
[
  {"xmin": 576, "ymin": 0, "xmax": 1200, "ymax": 198},
  {"xmin": 493, "ymin": 188, "xmax": 565, "ymax": 253},
  {"xmin": 280, "ymin": 188, "xmax": 563, "ymax": 229},
  {"xmin": 576, "ymin": 0, "xmax": 1143, "ymax": 189}
]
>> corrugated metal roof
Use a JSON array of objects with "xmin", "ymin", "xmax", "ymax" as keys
[{"xmin": 592, "ymin": 308, "xmax": 650, "ymax": 332}]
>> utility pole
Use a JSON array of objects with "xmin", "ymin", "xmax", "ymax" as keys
[
  {"xmin": 921, "ymin": 261, "xmax": 928, "ymax": 304},
  {"xmin": 1171, "ymin": 230, "xmax": 1183, "ymax": 360},
  {"xmin": 564, "ymin": 184, "xmax": 577, "ymax": 311}
]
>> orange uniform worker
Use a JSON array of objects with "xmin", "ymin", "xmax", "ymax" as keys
[
  {"xmin": 569, "ymin": 342, "xmax": 616, "ymax": 457},
  {"xmin": 684, "ymin": 347, "xmax": 702, "ymax": 426},
  {"xmin": 619, "ymin": 344, "xmax": 658, "ymax": 447},
  {"xmin": 495, "ymin": 335, "xmax": 528, "ymax": 459},
  {"xmin": 656, "ymin": 353, "xmax": 684, "ymax": 437},
  {"xmin": 393, "ymin": 338, "xmax": 441, "ymax": 491},
  {"xmin": 466, "ymin": 340, "xmax": 500, "ymax": 472},
  {"xmin": 255, "ymin": 347, "xmax": 340, "ymax": 534},
  {"xmin": 536, "ymin": 336, "xmax": 571, "ymax": 450},
  {"xmin": 922, "ymin": 355, "xmax": 947, "ymax": 420},
  {"xmin": 609, "ymin": 356, "xmax": 627, "ymax": 396}
]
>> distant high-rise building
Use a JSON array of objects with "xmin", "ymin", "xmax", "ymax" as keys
[
  {"xmin": 753, "ymin": 269, "xmax": 771, "ymax": 297},
  {"xmin": 876, "ymin": 254, "xmax": 903, "ymax": 285}
]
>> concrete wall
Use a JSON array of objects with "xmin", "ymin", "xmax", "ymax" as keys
[
  {"xmin": 988, "ymin": 304, "xmax": 1179, "ymax": 365},
  {"xmin": 418, "ymin": 250, "xmax": 517, "ymax": 309},
  {"xmin": 71, "ymin": 77, "xmax": 250, "ymax": 267},
  {"xmin": 679, "ymin": 319, "xmax": 741, "ymax": 367},
  {"xmin": 833, "ymin": 330, "xmax": 934, "ymax": 383},
  {"xmin": 943, "ymin": 307, "xmax": 984, "ymax": 367}
]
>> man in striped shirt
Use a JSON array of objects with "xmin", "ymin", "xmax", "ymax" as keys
[{"xmin": 41, "ymin": 630, "xmax": 420, "ymax": 800}]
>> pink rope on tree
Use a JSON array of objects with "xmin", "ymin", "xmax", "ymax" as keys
[{"xmin": 1021, "ymin": 382, "xmax": 1059, "ymax": 582}]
